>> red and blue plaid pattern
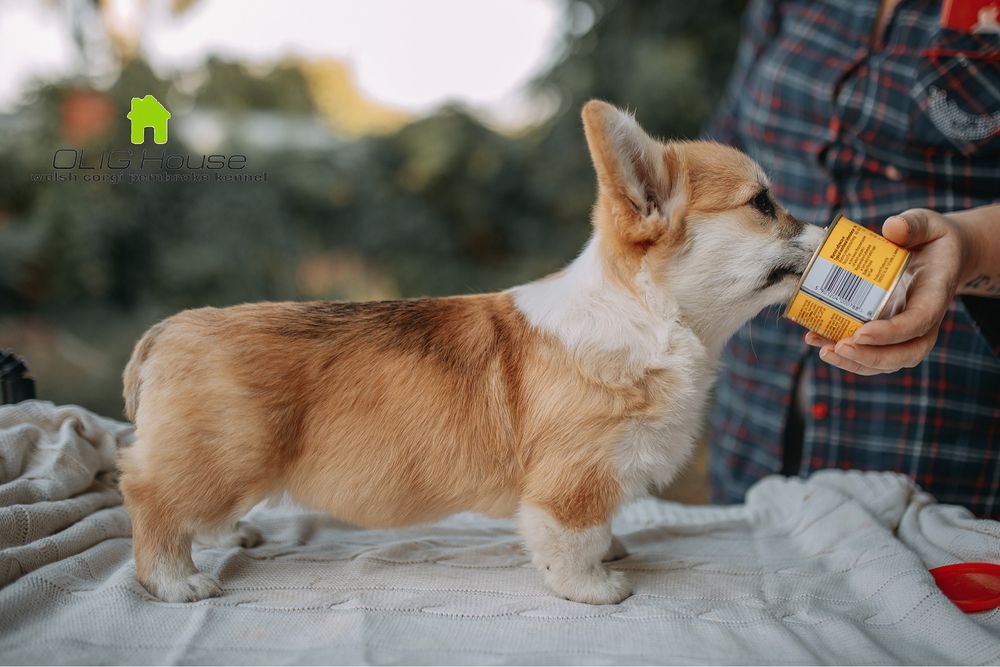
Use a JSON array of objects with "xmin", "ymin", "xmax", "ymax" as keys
[{"xmin": 705, "ymin": 0, "xmax": 1000, "ymax": 517}]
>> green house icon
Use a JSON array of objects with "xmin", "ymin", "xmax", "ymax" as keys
[{"xmin": 127, "ymin": 95, "xmax": 171, "ymax": 144}]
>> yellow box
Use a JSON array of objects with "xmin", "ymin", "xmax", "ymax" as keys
[{"xmin": 784, "ymin": 215, "xmax": 910, "ymax": 341}]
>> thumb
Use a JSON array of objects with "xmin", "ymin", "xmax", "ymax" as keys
[{"xmin": 881, "ymin": 209, "xmax": 944, "ymax": 248}]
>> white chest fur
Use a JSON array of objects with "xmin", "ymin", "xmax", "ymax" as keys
[
  {"xmin": 611, "ymin": 314, "xmax": 716, "ymax": 500},
  {"xmin": 512, "ymin": 236, "xmax": 720, "ymax": 502}
]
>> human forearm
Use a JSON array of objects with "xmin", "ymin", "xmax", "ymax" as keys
[{"xmin": 953, "ymin": 204, "xmax": 1000, "ymax": 297}]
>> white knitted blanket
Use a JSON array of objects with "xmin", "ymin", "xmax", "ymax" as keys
[{"xmin": 0, "ymin": 400, "xmax": 998, "ymax": 665}]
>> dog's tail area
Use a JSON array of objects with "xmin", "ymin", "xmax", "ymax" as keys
[{"xmin": 123, "ymin": 321, "xmax": 166, "ymax": 423}]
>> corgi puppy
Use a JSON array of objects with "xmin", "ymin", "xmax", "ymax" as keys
[{"xmin": 119, "ymin": 100, "xmax": 825, "ymax": 605}]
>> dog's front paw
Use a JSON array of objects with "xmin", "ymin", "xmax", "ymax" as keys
[
  {"xmin": 602, "ymin": 536, "xmax": 628, "ymax": 562},
  {"xmin": 545, "ymin": 564, "xmax": 632, "ymax": 605}
]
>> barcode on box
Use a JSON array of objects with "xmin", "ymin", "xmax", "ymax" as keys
[
  {"xmin": 821, "ymin": 265, "xmax": 873, "ymax": 310},
  {"xmin": 800, "ymin": 257, "xmax": 887, "ymax": 321}
]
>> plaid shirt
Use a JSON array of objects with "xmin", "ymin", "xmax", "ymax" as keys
[{"xmin": 704, "ymin": 0, "xmax": 1000, "ymax": 518}]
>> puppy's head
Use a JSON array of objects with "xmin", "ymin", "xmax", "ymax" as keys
[{"xmin": 581, "ymin": 100, "xmax": 825, "ymax": 341}]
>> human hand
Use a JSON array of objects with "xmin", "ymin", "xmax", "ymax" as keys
[{"xmin": 804, "ymin": 209, "xmax": 969, "ymax": 375}]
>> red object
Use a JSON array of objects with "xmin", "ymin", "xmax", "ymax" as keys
[
  {"xmin": 941, "ymin": 0, "xmax": 1000, "ymax": 32},
  {"xmin": 811, "ymin": 402, "xmax": 828, "ymax": 420},
  {"xmin": 929, "ymin": 562, "xmax": 1000, "ymax": 613},
  {"xmin": 60, "ymin": 89, "xmax": 116, "ymax": 145}
]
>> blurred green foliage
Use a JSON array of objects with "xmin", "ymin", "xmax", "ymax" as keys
[{"xmin": 0, "ymin": 0, "xmax": 744, "ymax": 417}]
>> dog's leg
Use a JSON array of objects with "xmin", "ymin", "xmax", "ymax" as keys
[
  {"xmin": 127, "ymin": 504, "xmax": 222, "ymax": 603},
  {"xmin": 519, "ymin": 503, "xmax": 632, "ymax": 604},
  {"xmin": 194, "ymin": 521, "xmax": 263, "ymax": 549},
  {"xmin": 120, "ymin": 441, "xmax": 249, "ymax": 602}
]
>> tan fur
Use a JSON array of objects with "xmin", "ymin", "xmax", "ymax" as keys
[
  {"xmin": 120, "ymin": 295, "xmax": 631, "ymax": 527},
  {"xmin": 120, "ymin": 100, "xmax": 817, "ymax": 604}
]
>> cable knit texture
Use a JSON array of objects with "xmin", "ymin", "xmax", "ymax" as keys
[{"xmin": 0, "ymin": 400, "xmax": 998, "ymax": 664}]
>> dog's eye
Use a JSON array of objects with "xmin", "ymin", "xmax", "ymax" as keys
[{"xmin": 750, "ymin": 190, "xmax": 775, "ymax": 218}]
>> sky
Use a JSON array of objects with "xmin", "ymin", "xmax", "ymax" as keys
[{"xmin": 0, "ymin": 0, "xmax": 567, "ymax": 125}]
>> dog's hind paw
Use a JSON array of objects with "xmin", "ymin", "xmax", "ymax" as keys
[
  {"xmin": 546, "ymin": 564, "xmax": 632, "ymax": 605},
  {"xmin": 145, "ymin": 571, "xmax": 222, "ymax": 603}
]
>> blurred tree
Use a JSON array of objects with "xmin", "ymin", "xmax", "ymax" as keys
[
  {"xmin": 540, "ymin": 0, "xmax": 744, "ymax": 137},
  {"xmin": 193, "ymin": 58, "xmax": 316, "ymax": 114},
  {"xmin": 299, "ymin": 59, "xmax": 410, "ymax": 137}
]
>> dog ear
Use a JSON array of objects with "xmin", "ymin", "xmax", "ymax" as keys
[{"xmin": 581, "ymin": 100, "xmax": 686, "ymax": 244}]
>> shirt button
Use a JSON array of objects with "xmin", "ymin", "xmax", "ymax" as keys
[
  {"xmin": 885, "ymin": 165, "xmax": 902, "ymax": 181},
  {"xmin": 812, "ymin": 402, "xmax": 829, "ymax": 420}
]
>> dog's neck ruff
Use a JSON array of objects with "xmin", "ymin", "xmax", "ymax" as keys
[{"xmin": 511, "ymin": 236, "xmax": 714, "ymax": 374}]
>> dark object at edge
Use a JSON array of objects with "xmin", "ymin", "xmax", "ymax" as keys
[{"xmin": 1, "ymin": 350, "xmax": 37, "ymax": 404}]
